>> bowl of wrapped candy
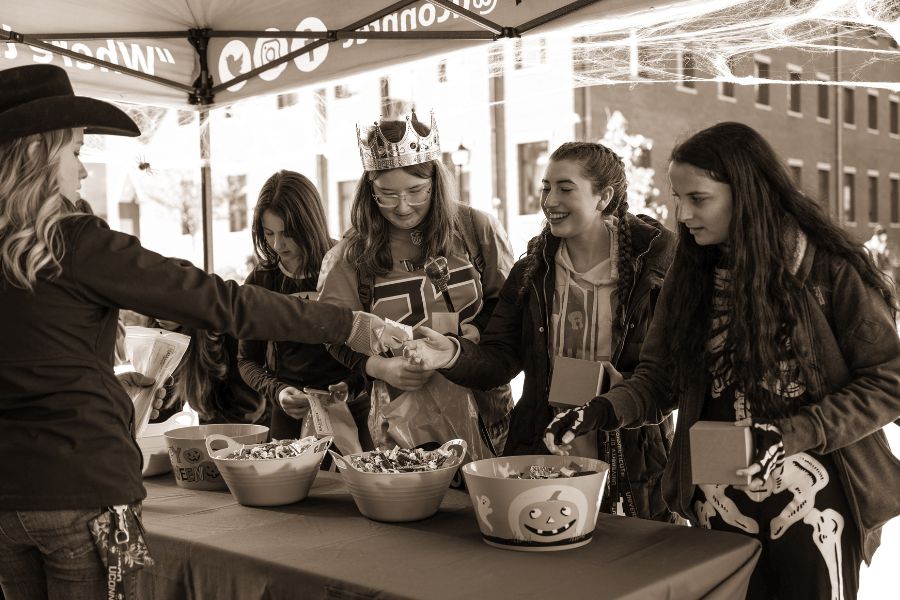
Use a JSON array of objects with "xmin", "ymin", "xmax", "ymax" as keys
[
  {"xmin": 460, "ymin": 455, "xmax": 609, "ymax": 551},
  {"xmin": 329, "ymin": 439, "xmax": 467, "ymax": 522},
  {"xmin": 205, "ymin": 434, "xmax": 332, "ymax": 506},
  {"xmin": 164, "ymin": 423, "xmax": 269, "ymax": 490}
]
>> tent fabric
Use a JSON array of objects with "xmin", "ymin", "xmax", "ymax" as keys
[{"xmin": 0, "ymin": 0, "xmax": 654, "ymax": 108}]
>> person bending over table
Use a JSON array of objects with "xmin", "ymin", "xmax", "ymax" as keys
[
  {"xmin": 237, "ymin": 170, "xmax": 370, "ymax": 447},
  {"xmin": 0, "ymin": 64, "xmax": 390, "ymax": 600}
]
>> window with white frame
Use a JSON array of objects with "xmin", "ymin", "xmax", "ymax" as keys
[
  {"xmin": 816, "ymin": 73, "xmax": 830, "ymax": 121},
  {"xmin": 843, "ymin": 87, "xmax": 855, "ymax": 126},
  {"xmin": 677, "ymin": 50, "xmax": 697, "ymax": 91},
  {"xmin": 889, "ymin": 96, "xmax": 898, "ymax": 136},
  {"xmin": 788, "ymin": 159, "xmax": 803, "ymax": 186},
  {"xmin": 787, "ymin": 65, "xmax": 802, "ymax": 115},
  {"xmin": 868, "ymin": 90, "xmax": 879, "ymax": 132},
  {"xmin": 890, "ymin": 174, "xmax": 899, "ymax": 225},
  {"xmin": 868, "ymin": 170, "xmax": 880, "ymax": 224},
  {"xmin": 719, "ymin": 56, "xmax": 737, "ymax": 100},
  {"xmin": 817, "ymin": 164, "xmax": 831, "ymax": 210},
  {"xmin": 843, "ymin": 167, "xmax": 856, "ymax": 224},
  {"xmin": 755, "ymin": 56, "xmax": 770, "ymax": 107}
]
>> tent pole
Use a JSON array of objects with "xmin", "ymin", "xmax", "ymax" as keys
[{"xmin": 199, "ymin": 107, "xmax": 214, "ymax": 273}]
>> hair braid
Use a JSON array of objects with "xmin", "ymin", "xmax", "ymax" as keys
[
  {"xmin": 516, "ymin": 224, "xmax": 550, "ymax": 305},
  {"xmin": 614, "ymin": 199, "xmax": 634, "ymax": 341}
]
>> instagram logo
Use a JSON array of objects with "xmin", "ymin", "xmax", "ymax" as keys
[{"xmin": 253, "ymin": 29, "xmax": 288, "ymax": 81}]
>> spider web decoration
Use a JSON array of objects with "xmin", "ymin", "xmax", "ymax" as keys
[{"xmin": 519, "ymin": 0, "xmax": 899, "ymax": 91}]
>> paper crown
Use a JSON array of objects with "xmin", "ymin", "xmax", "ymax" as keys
[{"xmin": 356, "ymin": 110, "xmax": 441, "ymax": 171}]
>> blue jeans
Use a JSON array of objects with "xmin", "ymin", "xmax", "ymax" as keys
[{"xmin": 0, "ymin": 508, "xmax": 140, "ymax": 600}]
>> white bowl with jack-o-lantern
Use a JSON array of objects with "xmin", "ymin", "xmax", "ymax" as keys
[
  {"xmin": 461, "ymin": 455, "xmax": 609, "ymax": 551},
  {"xmin": 163, "ymin": 424, "xmax": 268, "ymax": 490}
]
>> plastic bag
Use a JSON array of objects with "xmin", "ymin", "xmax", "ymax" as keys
[
  {"xmin": 302, "ymin": 387, "xmax": 363, "ymax": 456},
  {"xmin": 369, "ymin": 374, "xmax": 493, "ymax": 462},
  {"xmin": 123, "ymin": 326, "xmax": 191, "ymax": 437}
]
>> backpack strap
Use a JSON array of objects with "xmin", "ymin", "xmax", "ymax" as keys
[{"xmin": 457, "ymin": 204, "xmax": 486, "ymax": 275}]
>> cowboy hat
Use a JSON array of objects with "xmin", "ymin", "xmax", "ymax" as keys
[{"xmin": 0, "ymin": 64, "xmax": 140, "ymax": 144}]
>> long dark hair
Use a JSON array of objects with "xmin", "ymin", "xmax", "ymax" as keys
[
  {"xmin": 517, "ymin": 141, "xmax": 634, "ymax": 342},
  {"xmin": 667, "ymin": 121, "xmax": 897, "ymax": 418},
  {"xmin": 251, "ymin": 170, "xmax": 331, "ymax": 277},
  {"xmin": 345, "ymin": 117, "xmax": 458, "ymax": 278}
]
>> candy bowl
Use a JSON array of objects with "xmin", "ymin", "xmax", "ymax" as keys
[
  {"xmin": 205, "ymin": 435, "xmax": 332, "ymax": 507},
  {"xmin": 461, "ymin": 455, "xmax": 609, "ymax": 551},
  {"xmin": 164, "ymin": 424, "xmax": 269, "ymax": 490},
  {"xmin": 330, "ymin": 439, "xmax": 467, "ymax": 522}
]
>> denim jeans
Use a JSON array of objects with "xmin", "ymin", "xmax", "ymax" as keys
[{"xmin": 0, "ymin": 507, "xmax": 141, "ymax": 600}]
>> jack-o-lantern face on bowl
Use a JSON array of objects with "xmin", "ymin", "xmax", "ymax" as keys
[
  {"xmin": 520, "ymin": 490, "xmax": 579, "ymax": 541},
  {"xmin": 184, "ymin": 448, "xmax": 204, "ymax": 463},
  {"xmin": 507, "ymin": 485, "xmax": 589, "ymax": 544}
]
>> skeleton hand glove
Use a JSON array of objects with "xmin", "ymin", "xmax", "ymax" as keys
[{"xmin": 543, "ymin": 397, "xmax": 616, "ymax": 455}]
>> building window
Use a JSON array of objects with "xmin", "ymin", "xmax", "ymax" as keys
[
  {"xmin": 868, "ymin": 173, "xmax": 879, "ymax": 224},
  {"xmin": 518, "ymin": 141, "xmax": 549, "ymax": 215},
  {"xmin": 889, "ymin": 96, "xmax": 898, "ymax": 135},
  {"xmin": 277, "ymin": 93, "xmax": 299, "ymax": 109},
  {"xmin": 788, "ymin": 66, "xmax": 802, "ymax": 114},
  {"xmin": 334, "ymin": 84, "xmax": 351, "ymax": 99},
  {"xmin": 719, "ymin": 57, "xmax": 736, "ymax": 99},
  {"xmin": 514, "ymin": 39, "xmax": 524, "ymax": 70},
  {"xmin": 379, "ymin": 76, "xmax": 390, "ymax": 115},
  {"xmin": 337, "ymin": 180, "xmax": 356, "ymax": 234},
  {"xmin": 843, "ymin": 169, "xmax": 856, "ymax": 223},
  {"xmin": 890, "ymin": 176, "xmax": 899, "ymax": 224},
  {"xmin": 868, "ymin": 90, "xmax": 879, "ymax": 131},
  {"xmin": 816, "ymin": 73, "xmax": 830, "ymax": 121},
  {"xmin": 678, "ymin": 50, "xmax": 696, "ymax": 90},
  {"xmin": 843, "ymin": 87, "xmax": 855, "ymax": 125},
  {"xmin": 118, "ymin": 199, "xmax": 140, "ymax": 238},
  {"xmin": 226, "ymin": 175, "xmax": 247, "ymax": 232},
  {"xmin": 755, "ymin": 58, "xmax": 770, "ymax": 106},
  {"xmin": 817, "ymin": 166, "xmax": 831, "ymax": 210},
  {"xmin": 788, "ymin": 161, "xmax": 803, "ymax": 186},
  {"xmin": 637, "ymin": 46, "xmax": 653, "ymax": 79},
  {"xmin": 437, "ymin": 60, "xmax": 447, "ymax": 83}
]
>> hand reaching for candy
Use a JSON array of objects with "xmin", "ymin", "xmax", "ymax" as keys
[
  {"xmin": 543, "ymin": 397, "xmax": 616, "ymax": 455},
  {"xmin": 346, "ymin": 312, "xmax": 408, "ymax": 356},
  {"xmin": 402, "ymin": 326, "xmax": 457, "ymax": 370}
]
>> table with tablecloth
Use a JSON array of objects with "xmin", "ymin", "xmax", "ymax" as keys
[{"xmin": 137, "ymin": 473, "xmax": 760, "ymax": 600}]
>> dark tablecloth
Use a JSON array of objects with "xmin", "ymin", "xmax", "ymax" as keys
[{"xmin": 138, "ymin": 473, "xmax": 760, "ymax": 600}]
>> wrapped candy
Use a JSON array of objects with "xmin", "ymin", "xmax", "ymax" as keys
[
  {"xmin": 224, "ymin": 436, "xmax": 318, "ymax": 460},
  {"xmin": 424, "ymin": 256, "xmax": 455, "ymax": 313}
]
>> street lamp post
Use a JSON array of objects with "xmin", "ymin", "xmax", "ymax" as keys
[{"xmin": 451, "ymin": 143, "xmax": 470, "ymax": 204}]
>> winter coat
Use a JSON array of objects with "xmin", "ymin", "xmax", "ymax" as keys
[{"xmin": 444, "ymin": 213, "xmax": 677, "ymax": 521}]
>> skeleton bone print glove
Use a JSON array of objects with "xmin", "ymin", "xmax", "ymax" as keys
[
  {"xmin": 543, "ymin": 397, "xmax": 615, "ymax": 455},
  {"xmin": 742, "ymin": 418, "xmax": 786, "ymax": 487}
]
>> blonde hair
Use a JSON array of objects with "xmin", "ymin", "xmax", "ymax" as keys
[{"xmin": 0, "ymin": 129, "xmax": 72, "ymax": 290}]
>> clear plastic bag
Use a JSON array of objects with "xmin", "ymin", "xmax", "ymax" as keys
[
  {"xmin": 369, "ymin": 374, "xmax": 493, "ymax": 462},
  {"xmin": 301, "ymin": 387, "xmax": 363, "ymax": 456},
  {"xmin": 123, "ymin": 326, "xmax": 190, "ymax": 436}
]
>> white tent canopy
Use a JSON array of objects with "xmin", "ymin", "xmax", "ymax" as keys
[
  {"xmin": 3, "ymin": 0, "xmax": 897, "ymax": 269},
  {"xmin": 1, "ymin": 0, "xmax": 671, "ymax": 108}
]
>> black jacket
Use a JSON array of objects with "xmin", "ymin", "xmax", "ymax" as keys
[
  {"xmin": 442, "ymin": 214, "xmax": 677, "ymax": 521},
  {"xmin": 0, "ymin": 215, "xmax": 352, "ymax": 510}
]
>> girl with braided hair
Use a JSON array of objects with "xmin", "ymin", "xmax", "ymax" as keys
[
  {"xmin": 405, "ymin": 141, "xmax": 677, "ymax": 521},
  {"xmin": 546, "ymin": 122, "xmax": 900, "ymax": 599}
]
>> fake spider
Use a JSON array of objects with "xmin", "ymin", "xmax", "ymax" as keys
[{"xmin": 136, "ymin": 156, "xmax": 155, "ymax": 175}]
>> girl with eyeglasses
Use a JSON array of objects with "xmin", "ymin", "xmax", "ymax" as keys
[{"xmin": 317, "ymin": 112, "xmax": 515, "ymax": 455}]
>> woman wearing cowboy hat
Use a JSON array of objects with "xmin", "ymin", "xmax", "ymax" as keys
[{"xmin": 0, "ymin": 64, "xmax": 392, "ymax": 599}]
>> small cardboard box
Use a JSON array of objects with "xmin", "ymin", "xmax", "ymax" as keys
[
  {"xmin": 689, "ymin": 421, "xmax": 753, "ymax": 486},
  {"xmin": 548, "ymin": 356, "xmax": 606, "ymax": 408}
]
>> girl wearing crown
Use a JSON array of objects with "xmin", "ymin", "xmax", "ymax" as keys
[
  {"xmin": 317, "ymin": 111, "xmax": 515, "ymax": 456},
  {"xmin": 403, "ymin": 141, "xmax": 678, "ymax": 522}
]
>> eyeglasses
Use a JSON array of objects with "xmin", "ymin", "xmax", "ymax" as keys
[{"xmin": 371, "ymin": 185, "xmax": 432, "ymax": 208}]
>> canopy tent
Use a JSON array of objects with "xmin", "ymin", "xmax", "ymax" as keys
[{"xmin": 3, "ymin": 0, "xmax": 898, "ymax": 269}]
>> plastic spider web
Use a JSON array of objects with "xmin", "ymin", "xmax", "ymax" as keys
[{"xmin": 512, "ymin": 0, "xmax": 899, "ymax": 91}]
